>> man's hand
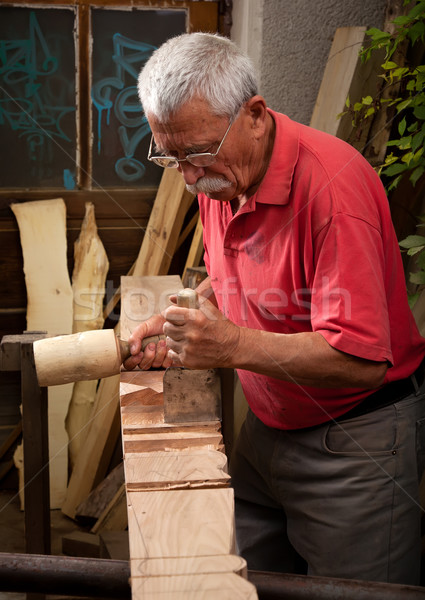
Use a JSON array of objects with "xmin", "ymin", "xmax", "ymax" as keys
[
  {"xmin": 163, "ymin": 295, "xmax": 240, "ymax": 369},
  {"xmin": 122, "ymin": 313, "xmax": 172, "ymax": 371}
]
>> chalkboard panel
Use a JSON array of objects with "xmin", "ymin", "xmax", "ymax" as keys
[
  {"xmin": 0, "ymin": 7, "xmax": 77, "ymax": 189},
  {"xmin": 91, "ymin": 8, "xmax": 186, "ymax": 188}
]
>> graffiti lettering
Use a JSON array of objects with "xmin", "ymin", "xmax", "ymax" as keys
[
  {"xmin": 0, "ymin": 11, "xmax": 75, "ymax": 184},
  {"xmin": 91, "ymin": 34, "xmax": 155, "ymax": 183}
]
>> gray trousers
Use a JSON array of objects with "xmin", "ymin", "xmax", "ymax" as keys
[{"xmin": 230, "ymin": 387, "xmax": 425, "ymax": 584}]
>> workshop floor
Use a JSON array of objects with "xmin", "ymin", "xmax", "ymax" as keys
[{"xmin": 0, "ymin": 489, "xmax": 94, "ymax": 600}]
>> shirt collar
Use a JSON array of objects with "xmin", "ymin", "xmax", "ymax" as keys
[{"xmin": 254, "ymin": 109, "xmax": 300, "ymax": 206}]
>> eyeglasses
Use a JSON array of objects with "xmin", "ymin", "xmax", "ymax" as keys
[{"xmin": 147, "ymin": 120, "xmax": 233, "ymax": 169}]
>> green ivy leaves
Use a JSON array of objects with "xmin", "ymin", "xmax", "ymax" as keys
[{"xmin": 341, "ymin": 0, "xmax": 425, "ymax": 304}]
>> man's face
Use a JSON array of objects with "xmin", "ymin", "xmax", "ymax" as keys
[{"xmin": 148, "ymin": 97, "xmax": 260, "ymax": 202}]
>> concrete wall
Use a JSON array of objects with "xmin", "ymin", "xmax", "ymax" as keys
[{"xmin": 231, "ymin": 0, "xmax": 387, "ymax": 125}]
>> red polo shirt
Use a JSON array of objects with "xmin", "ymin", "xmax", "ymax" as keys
[{"xmin": 198, "ymin": 110, "xmax": 425, "ymax": 429}]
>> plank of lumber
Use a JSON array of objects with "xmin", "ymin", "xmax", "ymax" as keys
[
  {"xmin": 76, "ymin": 461, "xmax": 124, "ymax": 521},
  {"xmin": 99, "ymin": 530, "xmax": 130, "ymax": 560},
  {"xmin": 62, "ymin": 531, "xmax": 100, "ymax": 558},
  {"xmin": 310, "ymin": 27, "xmax": 368, "ymax": 136},
  {"xmin": 175, "ymin": 211, "xmax": 199, "ymax": 253},
  {"xmin": 10, "ymin": 199, "xmax": 73, "ymax": 334},
  {"xmin": 127, "ymin": 488, "xmax": 236, "ymax": 559},
  {"xmin": 72, "ymin": 202, "xmax": 109, "ymax": 331},
  {"xmin": 91, "ymin": 483, "xmax": 127, "ymax": 534},
  {"xmin": 66, "ymin": 201, "xmax": 109, "ymax": 469},
  {"xmin": 183, "ymin": 215, "xmax": 204, "ymax": 283},
  {"xmin": 61, "ymin": 374, "xmax": 121, "ymax": 519},
  {"xmin": 11, "ymin": 198, "xmax": 73, "ymax": 508},
  {"xmin": 132, "ymin": 169, "xmax": 194, "ymax": 277}
]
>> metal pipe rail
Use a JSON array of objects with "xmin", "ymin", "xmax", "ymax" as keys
[
  {"xmin": 0, "ymin": 553, "xmax": 130, "ymax": 598},
  {"xmin": 1, "ymin": 553, "xmax": 425, "ymax": 599},
  {"xmin": 248, "ymin": 570, "xmax": 425, "ymax": 599}
]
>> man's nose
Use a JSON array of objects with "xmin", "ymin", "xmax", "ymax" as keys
[{"xmin": 177, "ymin": 161, "xmax": 205, "ymax": 185}]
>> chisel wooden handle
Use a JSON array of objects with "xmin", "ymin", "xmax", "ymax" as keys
[
  {"xmin": 177, "ymin": 288, "xmax": 198, "ymax": 309},
  {"xmin": 118, "ymin": 334, "xmax": 166, "ymax": 361}
]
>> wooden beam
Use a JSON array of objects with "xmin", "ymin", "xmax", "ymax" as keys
[
  {"xmin": 91, "ymin": 483, "xmax": 127, "ymax": 534},
  {"xmin": 61, "ymin": 374, "xmax": 121, "ymax": 519},
  {"xmin": 310, "ymin": 27, "xmax": 368, "ymax": 137},
  {"xmin": 183, "ymin": 215, "xmax": 204, "ymax": 282},
  {"xmin": 21, "ymin": 341, "xmax": 50, "ymax": 557},
  {"xmin": 76, "ymin": 462, "xmax": 124, "ymax": 521}
]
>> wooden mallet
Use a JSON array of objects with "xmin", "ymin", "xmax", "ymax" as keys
[{"xmin": 33, "ymin": 288, "xmax": 198, "ymax": 387}]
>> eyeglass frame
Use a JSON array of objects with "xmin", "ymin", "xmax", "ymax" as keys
[{"xmin": 147, "ymin": 119, "xmax": 234, "ymax": 169}]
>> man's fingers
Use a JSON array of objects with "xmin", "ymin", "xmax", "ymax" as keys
[
  {"xmin": 150, "ymin": 339, "xmax": 168, "ymax": 369},
  {"xmin": 122, "ymin": 352, "xmax": 144, "ymax": 371},
  {"xmin": 163, "ymin": 321, "xmax": 185, "ymax": 341}
]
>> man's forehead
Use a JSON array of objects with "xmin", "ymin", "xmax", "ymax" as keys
[
  {"xmin": 150, "ymin": 115, "xmax": 226, "ymax": 153},
  {"xmin": 152, "ymin": 132, "xmax": 214, "ymax": 155},
  {"xmin": 149, "ymin": 98, "xmax": 225, "ymax": 131}
]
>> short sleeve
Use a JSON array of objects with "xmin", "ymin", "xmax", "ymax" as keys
[{"xmin": 311, "ymin": 213, "xmax": 393, "ymax": 364}]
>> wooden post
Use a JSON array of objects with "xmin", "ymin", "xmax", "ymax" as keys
[
  {"xmin": 21, "ymin": 341, "xmax": 51, "ymax": 557},
  {"xmin": 1, "ymin": 332, "xmax": 51, "ymax": 600}
]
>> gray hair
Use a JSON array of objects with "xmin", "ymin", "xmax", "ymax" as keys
[{"xmin": 137, "ymin": 32, "xmax": 258, "ymax": 122}]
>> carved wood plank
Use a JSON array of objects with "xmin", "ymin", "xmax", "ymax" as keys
[
  {"xmin": 119, "ymin": 276, "xmax": 256, "ymax": 599},
  {"xmin": 66, "ymin": 201, "xmax": 109, "ymax": 469},
  {"xmin": 11, "ymin": 198, "xmax": 73, "ymax": 508}
]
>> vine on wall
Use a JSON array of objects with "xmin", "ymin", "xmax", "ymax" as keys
[{"xmin": 340, "ymin": 0, "xmax": 425, "ymax": 305}]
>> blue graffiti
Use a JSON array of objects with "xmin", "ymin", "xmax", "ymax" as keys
[
  {"xmin": 63, "ymin": 168, "xmax": 75, "ymax": 190},
  {"xmin": 0, "ymin": 11, "xmax": 75, "ymax": 177},
  {"xmin": 91, "ymin": 34, "xmax": 155, "ymax": 183}
]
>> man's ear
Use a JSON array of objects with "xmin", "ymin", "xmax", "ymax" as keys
[{"xmin": 244, "ymin": 95, "xmax": 268, "ymax": 138}]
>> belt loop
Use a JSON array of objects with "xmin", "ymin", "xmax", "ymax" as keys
[{"xmin": 411, "ymin": 374, "xmax": 420, "ymax": 396}]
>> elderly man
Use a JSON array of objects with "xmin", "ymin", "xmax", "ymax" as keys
[{"xmin": 124, "ymin": 32, "xmax": 425, "ymax": 584}]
